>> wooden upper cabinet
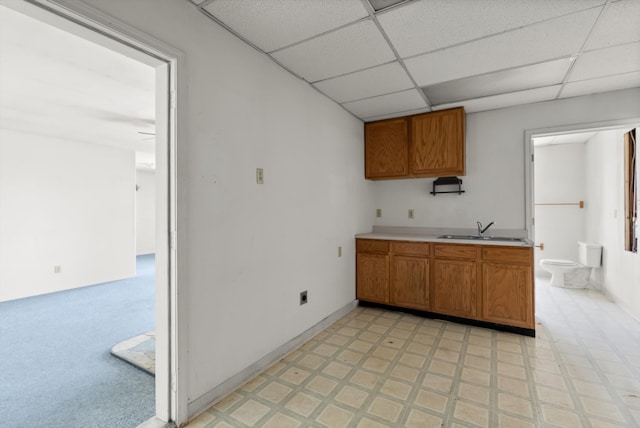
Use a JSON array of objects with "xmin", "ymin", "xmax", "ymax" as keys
[
  {"xmin": 411, "ymin": 107, "xmax": 465, "ymax": 177},
  {"xmin": 364, "ymin": 117, "xmax": 409, "ymax": 179},
  {"xmin": 364, "ymin": 107, "xmax": 465, "ymax": 180}
]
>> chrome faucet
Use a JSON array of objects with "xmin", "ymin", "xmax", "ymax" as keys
[{"xmin": 477, "ymin": 221, "xmax": 495, "ymax": 236}]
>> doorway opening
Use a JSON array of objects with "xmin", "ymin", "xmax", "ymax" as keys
[
  {"xmin": 0, "ymin": 1, "xmax": 177, "ymax": 425},
  {"xmin": 526, "ymin": 119, "xmax": 640, "ymax": 294}
]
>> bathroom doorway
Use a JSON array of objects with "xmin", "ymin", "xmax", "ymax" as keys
[
  {"xmin": 530, "ymin": 122, "xmax": 640, "ymax": 290},
  {"xmin": 532, "ymin": 132, "xmax": 592, "ymax": 278}
]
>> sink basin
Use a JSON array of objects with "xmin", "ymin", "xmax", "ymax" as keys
[{"xmin": 438, "ymin": 235, "xmax": 527, "ymax": 242}]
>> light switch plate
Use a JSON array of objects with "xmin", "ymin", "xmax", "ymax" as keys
[{"xmin": 256, "ymin": 168, "xmax": 264, "ymax": 184}]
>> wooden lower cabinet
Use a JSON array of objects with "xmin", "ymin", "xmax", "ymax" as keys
[
  {"xmin": 391, "ymin": 255, "xmax": 430, "ymax": 310},
  {"xmin": 356, "ymin": 238, "xmax": 534, "ymax": 334},
  {"xmin": 356, "ymin": 252, "xmax": 389, "ymax": 304},
  {"xmin": 432, "ymin": 259, "xmax": 477, "ymax": 318},
  {"xmin": 482, "ymin": 262, "xmax": 534, "ymax": 329}
]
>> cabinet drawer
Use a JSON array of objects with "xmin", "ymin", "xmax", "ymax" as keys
[
  {"xmin": 434, "ymin": 244, "xmax": 477, "ymax": 260},
  {"xmin": 482, "ymin": 247, "xmax": 531, "ymax": 264},
  {"xmin": 392, "ymin": 241, "xmax": 430, "ymax": 256},
  {"xmin": 357, "ymin": 239, "xmax": 389, "ymax": 253}
]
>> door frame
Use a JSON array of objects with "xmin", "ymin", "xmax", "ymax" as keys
[{"xmin": 15, "ymin": 0, "xmax": 186, "ymax": 424}]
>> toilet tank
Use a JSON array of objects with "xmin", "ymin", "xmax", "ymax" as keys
[{"xmin": 578, "ymin": 242, "xmax": 602, "ymax": 267}]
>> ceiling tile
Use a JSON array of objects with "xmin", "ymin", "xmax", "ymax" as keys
[
  {"xmin": 0, "ymin": 6, "xmax": 155, "ymax": 155},
  {"xmin": 561, "ymin": 71, "xmax": 640, "ymax": 99},
  {"xmin": 534, "ymin": 132, "xmax": 596, "ymax": 146},
  {"xmin": 378, "ymin": 0, "xmax": 605, "ymax": 58},
  {"xmin": 369, "ymin": 0, "xmax": 408, "ymax": 12},
  {"xmin": 585, "ymin": 0, "xmax": 640, "ymax": 51},
  {"xmin": 569, "ymin": 42, "xmax": 640, "ymax": 82},
  {"xmin": 553, "ymin": 132, "xmax": 596, "ymax": 144},
  {"xmin": 534, "ymin": 135, "xmax": 556, "ymax": 146},
  {"xmin": 313, "ymin": 62, "xmax": 414, "ymax": 104},
  {"xmin": 404, "ymin": 8, "xmax": 600, "ymax": 87},
  {"xmin": 434, "ymin": 85, "xmax": 561, "ymax": 113},
  {"xmin": 203, "ymin": 0, "xmax": 369, "ymax": 52},
  {"xmin": 342, "ymin": 89, "xmax": 427, "ymax": 119},
  {"xmin": 271, "ymin": 20, "xmax": 396, "ymax": 83},
  {"xmin": 423, "ymin": 58, "xmax": 571, "ymax": 105}
]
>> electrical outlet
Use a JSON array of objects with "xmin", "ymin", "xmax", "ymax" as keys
[
  {"xmin": 408, "ymin": 209, "xmax": 414, "ymax": 219},
  {"xmin": 54, "ymin": 265, "xmax": 61, "ymax": 274},
  {"xmin": 256, "ymin": 168, "xmax": 264, "ymax": 184},
  {"xmin": 300, "ymin": 290, "xmax": 308, "ymax": 305},
  {"xmin": 338, "ymin": 246, "xmax": 342, "ymax": 257},
  {"xmin": 376, "ymin": 208, "xmax": 382, "ymax": 218}
]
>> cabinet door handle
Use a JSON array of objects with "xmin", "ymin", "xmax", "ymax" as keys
[{"xmin": 535, "ymin": 243, "xmax": 544, "ymax": 251}]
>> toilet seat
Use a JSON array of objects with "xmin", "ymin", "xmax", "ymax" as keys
[
  {"xmin": 539, "ymin": 259, "xmax": 589, "ymax": 288},
  {"xmin": 539, "ymin": 243, "xmax": 602, "ymax": 289}
]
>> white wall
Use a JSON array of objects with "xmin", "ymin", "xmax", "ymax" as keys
[
  {"xmin": 534, "ymin": 143, "xmax": 586, "ymax": 271},
  {"xmin": 373, "ymin": 89, "xmax": 640, "ymax": 231},
  {"xmin": 0, "ymin": 129, "xmax": 136, "ymax": 302},
  {"xmin": 585, "ymin": 129, "xmax": 640, "ymax": 319},
  {"xmin": 136, "ymin": 170, "xmax": 155, "ymax": 255},
  {"xmin": 77, "ymin": 0, "xmax": 374, "ymax": 414}
]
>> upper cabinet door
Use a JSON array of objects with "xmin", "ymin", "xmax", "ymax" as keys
[
  {"xmin": 411, "ymin": 107, "xmax": 465, "ymax": 177},
  {"xmin": 364, "ymin": 117, "xmax": 409, "ymax": 179}
]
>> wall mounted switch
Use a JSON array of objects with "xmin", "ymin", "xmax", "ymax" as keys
[
  {"xmin": 338, "ymin": 246, "xmax": 342, "ymax": 257},
  {"xmin": 408, "ymin": 209, "xmax": 414, "ymax": 219},
  {"xmin": 300, "ymin": 290, "xmax": 308, "ymax": 305},
  {"xmin": 54, "ymin": 265, "xmax": 61, "ymax": 274},
  {"xmin": 256, "ymin": 168, "xmax": 264, "ymax": 184},
  {"xmin": 376, "ymin": 209, "xmax": 382, "ymax": 218}
]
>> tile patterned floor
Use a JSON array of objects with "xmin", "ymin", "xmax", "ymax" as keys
[{"xmin": 187, "ymin": 278, "xmax": 640, "ymax": 427}]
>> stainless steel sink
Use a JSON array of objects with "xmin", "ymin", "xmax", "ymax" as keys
[{"xmin": 438, "ymin": 235, "xmax": 527, "ymax": 242}]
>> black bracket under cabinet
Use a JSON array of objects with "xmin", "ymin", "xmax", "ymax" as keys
[{"xmin": 430, "ymin": 176, "xmax": 465, "ymax": 195}]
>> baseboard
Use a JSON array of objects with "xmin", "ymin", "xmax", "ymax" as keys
[
  {"xmin": 600, "ymin": 285, "xmax": 640, "ymax": 323},
  {"xmin": 186, "ymin": 300, "xmax": 358, "ymax": 423},
  {"xmin": 358, "ymin": 301, "xmax": 535, "ymax": 337},
  {"xmin": 137, "ymin": 417, "xmax": 175, "ymax": 428}
]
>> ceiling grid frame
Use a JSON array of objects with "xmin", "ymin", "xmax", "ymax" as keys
[
  {"xmin": 188, "ymin": 0, "xmax": 640, "ymax": 120},
  {"xmin": 358, "ymin": 0, "xmax": 432, "ymax": 111},
  {"xmin": 556, "ymin": 0, "xmax": 614, "ymax": 100}
]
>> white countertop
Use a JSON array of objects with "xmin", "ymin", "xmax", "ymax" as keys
[{"xmin": 356, "ymin": 226, "xmax": 533, "ymax": 247}]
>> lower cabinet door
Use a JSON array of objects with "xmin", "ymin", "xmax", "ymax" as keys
[
  {"xmin": 482, "ymin": 262, "xmax": 533, "ymax": 328},
  {"xmin": 433, "ymin": 259, "xmax": 477, "ymax": 318},
  {"xmin": 356, "ymin": 253, "xmax": 389, "ymax": 304},
  {"xmin": 391, "ymin": 255, "xmax": 429, "ymax": 310}
]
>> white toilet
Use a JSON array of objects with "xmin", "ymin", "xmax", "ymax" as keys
[{"xmin": 539, "ymin": 242, "xmax": 602, "ymax": 288}]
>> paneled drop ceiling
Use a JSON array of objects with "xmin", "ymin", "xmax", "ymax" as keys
[
  {"xmin": 0, "ymin": 5, "xmax": 156, "ymax": 169},
  {"xmin": 191, "ymin": 0, "xmax": 640, "ymax": 121}
]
